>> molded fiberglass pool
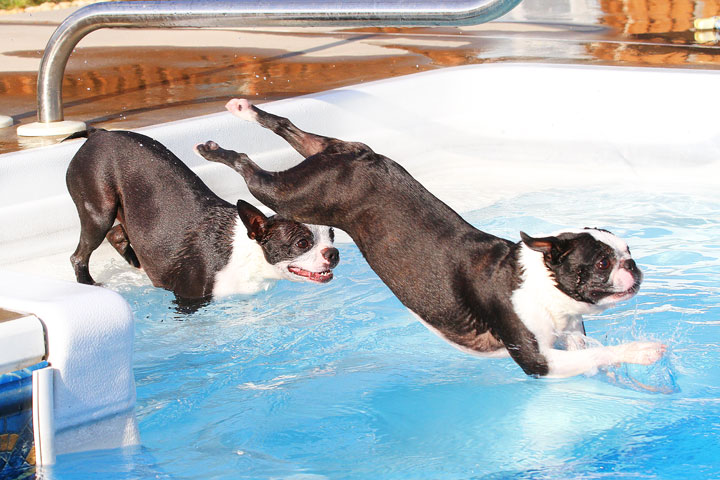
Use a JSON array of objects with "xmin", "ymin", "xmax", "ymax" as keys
[
  {"xmin": 2, "ymin": 64, "xmax": 719, "ymax": 479},
  {"xmin": 49, "ymin": 187, "xmax": 719, "ymax": 479}
]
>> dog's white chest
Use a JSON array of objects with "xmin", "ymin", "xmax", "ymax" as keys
[
  {"xmin": 212, "ymin": 220, "xmax": 280, "ymax": 297},
  {"xmin": 512, "ymin": 245, "xmax": 597, "ymax": 345}
]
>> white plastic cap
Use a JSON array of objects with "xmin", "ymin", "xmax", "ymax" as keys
[{"xmin": 17, "ymin": 120, "xmax": 86, "ymax": 137}]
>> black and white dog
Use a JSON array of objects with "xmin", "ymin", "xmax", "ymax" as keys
[
  {"xmin": 195, "ymin": 99, "xmax": 665, "ymax": 377},
  {"xmin": 66, "ymin": 128, "xmax": 339, "ymax": 307}
]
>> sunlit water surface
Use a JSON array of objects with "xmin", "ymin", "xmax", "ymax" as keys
[{"xmin": 45, "ymin": 188, "xmax": 720, "ymax": 479}]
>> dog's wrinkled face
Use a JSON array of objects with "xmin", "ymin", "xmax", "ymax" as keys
[
  {"xmin": 263, "ymin": 221, "xmax": 338, "ymax": 283},
  {"xmin": 237, "ymin": 200, "xmax": 339, "ymax": 283},
  {"xmin": 521, "ymin": 228, "xmax": 642, "ymax": 307}
]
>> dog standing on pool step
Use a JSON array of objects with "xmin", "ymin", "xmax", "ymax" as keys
[
  {"xmin": 66, "ymin": 128, "xmax": 339, "ymax": 307},
  {"xmin": 194, "ymin": 98, "xmax": 666, "ymax": 378}
]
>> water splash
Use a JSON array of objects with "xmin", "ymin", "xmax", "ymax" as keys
[{"xmin": 600, "ymin": 349, "xmax": 680, "ymax": 394}]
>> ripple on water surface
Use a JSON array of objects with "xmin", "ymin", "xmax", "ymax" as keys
[{"xmin": 47, "ymin": 188, "xmax": 720, "ymax": 480}]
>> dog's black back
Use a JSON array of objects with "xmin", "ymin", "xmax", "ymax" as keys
[
  {"xmin": 198, "ymin": 125, "xmax": 547, "ymax": 373},
  {"xmin": 247, "ymin": 146, "xmax": 544, "ymax": 367},
  {"xmin": 195, "ymin": 98, "xmax": 665, "ymax": 377},
  {"xmin": 66, "ymin": 128, "xmax": 236, "ymax": 297}
]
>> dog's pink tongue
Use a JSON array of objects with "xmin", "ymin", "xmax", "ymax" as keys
[
  {"xmin": 310, "ymin": 271, "xmax": 333, "ymax": 283},
  {"xmin": 289, "ymin": 266, "xmax": 333, "ymax": 283}
]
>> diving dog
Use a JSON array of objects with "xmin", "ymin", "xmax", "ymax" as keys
[
  {"xmin": 195, "ymin": 99, "xmax": 665, "ymax": 377},
  {"xmin": 66, "ymin": 128, "xmax": 339, "ymax": 305}
]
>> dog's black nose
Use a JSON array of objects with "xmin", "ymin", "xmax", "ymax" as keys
[
  {"xmin": 323, "ymin": 247, "xmax": 340, "ymax": 268},
  {"xmin": 623, "ymin": 258, "xmax": 638, "ymax": 272}
]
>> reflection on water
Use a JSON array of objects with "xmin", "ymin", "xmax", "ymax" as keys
[
  {"xmin": 41, "ymin": 187, "xmax": 720, "ymax": 480},
  {"xmin": 1, "ymin": 0, "xmax": 719, "ymax": 154}
]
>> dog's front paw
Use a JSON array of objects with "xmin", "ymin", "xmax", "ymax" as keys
[
  {"xmin": 616, "ymin": 341, "xmax": 666, "ymax": 365},
  {"xmin": 225, "ymin": 98, "xmax": 258, "ymax": 122}
]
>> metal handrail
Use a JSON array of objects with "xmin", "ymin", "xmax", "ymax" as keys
[{"xmin": 31, "ymin": 0, "xmax": 521, "ymax": 126}]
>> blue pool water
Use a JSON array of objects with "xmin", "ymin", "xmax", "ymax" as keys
[{"xmin": 46, "ymin": 188, "xmax": 719, "ymax": 479}]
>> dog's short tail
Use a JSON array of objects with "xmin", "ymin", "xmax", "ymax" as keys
[{"xmin": 62, "ymin": 126, "xmax": 105, "ymax": 142}]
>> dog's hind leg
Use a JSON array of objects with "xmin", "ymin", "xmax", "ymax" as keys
[
  {"xmin": 106, "ymin": 223, "xmax": 141, "ymax": 268},
  {"xmin": 70, "ymin": 203, "xmax": 118, "ymax": 285},
  {"xmin": 172, "ymin": 295, "xmax": 212, "ymax": 315},
  {"xmin": 194, "ymin": 141, "xmax": 288, "ymax": 211},
  {"xmin": 195, "ymin": 140, "xmax": 342, "ymax": 226},
  {"xmin": 194, "ymin": 141, "xmax": 263, "ymax": 178},
  {"xmin": 225, "ymin": 98, "xmax": 334, "ymax": 158}
]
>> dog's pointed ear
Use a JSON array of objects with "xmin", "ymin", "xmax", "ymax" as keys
[
  {"xmin": 520, "ymin": 231, "xmax": 572, "ymax": 265},
  {"xmin": 237, "ymin": 200, "xmax": 268, "ymax": 241}
]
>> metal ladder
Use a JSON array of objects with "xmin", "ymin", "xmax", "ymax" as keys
[{"xmin": 13, "ymin": 0, "xmax": 521, "ymax": 136}]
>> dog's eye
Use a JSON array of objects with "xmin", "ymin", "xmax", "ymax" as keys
[
  {"xmin": 596, "ymin": 257, "xmax": 610, "ymax": 270},
  {"xmin": 296, "ymin": 239, "xmax": 310, "ymax": 250}
]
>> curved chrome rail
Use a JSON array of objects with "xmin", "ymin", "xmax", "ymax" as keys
[{"xmin": 23, "ymin": 0, "xmax": 521, "ymax": 134}]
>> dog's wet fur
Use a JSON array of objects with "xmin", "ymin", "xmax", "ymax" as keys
[
  {"xmin": 66, "ymin": 128, "xmax": 338, "ymax": 308},
  {"xmin": 194, "ymin": 99, "xmax": 666, "ymax": 377}
]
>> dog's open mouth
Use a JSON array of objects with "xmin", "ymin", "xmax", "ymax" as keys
[
  {"xmin": 612, "ymin": 284, "xmax": 640, "ymax": 300},
  {"xmin": 591, "ymin": 282, "xmax": 640, "ymax": 305},
  {"xmin": 288, "ymin": 266, "xmax": 333, "ymax": 283},
  {"xmin": 596, "ymin": 283, "xmax": 641, "ymax": 303}
]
